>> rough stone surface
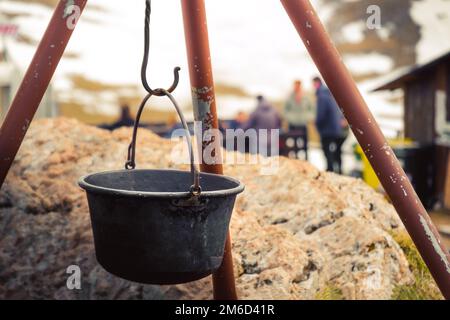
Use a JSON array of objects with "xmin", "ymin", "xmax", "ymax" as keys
[{"xmin": 0, "ymin": 118, "xmax": 414, "ymax": 300}]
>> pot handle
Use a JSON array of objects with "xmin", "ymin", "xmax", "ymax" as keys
[{"xmin": 125, "ymin": 89, "xmax": 201, "ymax": 196}]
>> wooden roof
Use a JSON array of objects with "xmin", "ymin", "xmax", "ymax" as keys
[{"xmin": 373, "ymin": 51, "xmax": 450, "ymax": 91}]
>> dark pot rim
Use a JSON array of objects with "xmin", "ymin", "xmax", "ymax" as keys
[{"xmin": 78, "ymin": 169, "xmax": 245, "ymax": 198}]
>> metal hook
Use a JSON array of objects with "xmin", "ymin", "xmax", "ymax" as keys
[
  {"xmin": 126, "ymin": 1, "xmax": 200, "ymax": 195},
  {"xmin": 149, "ymin": 67, "xmax": 181, "ymax": 97},
  {"xmin": 141, "ymin": 0, "xmax": 180, "ymax": 96}
]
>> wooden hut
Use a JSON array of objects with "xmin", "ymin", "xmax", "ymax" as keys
[
  {"xmin": 0, "ymin": 31, "xmax": 56, "ymax": 123},
  {"xmin": 374, "ymin": 51, "xmax": 450, "ymax": 209}
]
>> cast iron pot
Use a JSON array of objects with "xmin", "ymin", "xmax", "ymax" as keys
[{"xmin": 79, "ymin": 90, "xmax": 244, "ymax": 284}]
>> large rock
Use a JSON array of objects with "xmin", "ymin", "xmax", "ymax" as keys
[{"xmin": 0, "ymin": 118, "xmax": 413, "ymax": 300}]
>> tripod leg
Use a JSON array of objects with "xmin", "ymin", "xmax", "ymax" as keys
[
  {"xmin": 181, "ymin": 0, "xmax": 238, "ymax": 300},
  {"xmin": 0, "ymin": 0, "xmax": 88, "ymax": 188},
  {"xmin": 281, "ymin": 0, "xmax": 450, "ymax": 298}
]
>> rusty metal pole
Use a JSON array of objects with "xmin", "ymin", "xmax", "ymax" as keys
[
  {"xmin": 181, "ymin": 0, "xmax": 238, "ymax": 300},
  {"xmin": 0, "ymin": 0, "xmax": 87, "ymax": 188},
  {"xmin": 281, "ymin": 0, "xmax": 450, "ymax": 298}
]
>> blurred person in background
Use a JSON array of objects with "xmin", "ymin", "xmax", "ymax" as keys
[
  {"xmin": 243, "ymin": 95, "xmax": 281, "ymax": 156},
  {"xmin": 313, "ymin": 77, "xmax": 348, "ymax": 174},
  {"xmin": 229, "ymin": 111, "xmax": 249, "ymax": 130},
  {"xmin": 99, "ymin": 104, "xmax": 135, "ymax": 130},
  {"xmin": 222, "ymin": 111, "xmax": 250, "ymax": 152},
  {"xmin": 165, "ymin": 113, "xmax": 193, "ymax": 138},
  {"xmin": 283, "ymin": 80, "xmax": 314, "ymax": 131},
  {"xmin": 113, "ymin": 104, "xmax": 135, "ymax": 129},
  {"xmin": 283, "ymin": 80, "xmax": 314, "ymax": 159}
]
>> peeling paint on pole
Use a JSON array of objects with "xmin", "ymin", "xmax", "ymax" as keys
[
  {"xmin": 191, "ymin": 86, "xmax": 214, "ymax": 125},
  {"xmin": 63, "ymin": 0, "xmax": 75, "ymax": 18},
  {"xmin": 63, "ymin": 0, "xmax": 83, "ymax": 30},
  {"xmin": 419, "ymin": 215, "xmax": 450, "ymax": 274},
  {"xmin": 191, "ymin": 86, "xmax": 220, "ymax": 165}
]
